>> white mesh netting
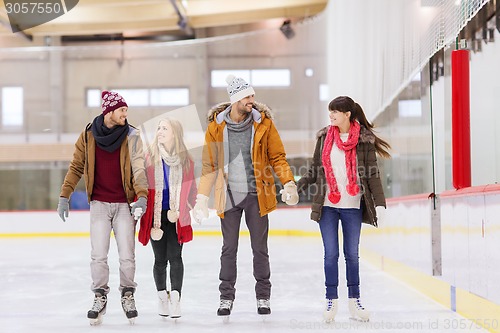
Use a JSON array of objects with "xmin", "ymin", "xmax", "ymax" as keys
[{"xmin": 327, "ymin": 0, "xmax": 489, "ymax": 120}]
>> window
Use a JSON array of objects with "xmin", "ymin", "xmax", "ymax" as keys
[
  {"xmin": 150, "ymin": 89, "xmax": 189, "ymax": 106},
  {"xmin": 86, "ymin": 88, "xmax": 189, "ymax": 108},
  {"xmin": 2, "ymin": 87, "xmax": 23, "ymax": 127},
  {"xmin": 398, "ymin": 100, "xmax": 422, "ymax": 117},
  {"xmin": 211, "ymin": 69, "xmax": 291, "ymax": 88},
  {"xmin": 86, "ymin": 89, "xmax": 101, "ymax": 108}
]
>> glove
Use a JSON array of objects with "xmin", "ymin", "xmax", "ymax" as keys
[
  {"xmin": 191, "ymin": 194, "xmax": 209, "ymax": 224},
  {"xmin": 279, "ymin": 181, "xmax": 299, "ymax": 205},
  {"xmin": 375, "ymin": 206, "xmax": 386, "ymax": 227},
  {"xmin": 130, "ymin": 197, "xmax": 147, "ymax": 221},
  {"xmin": 57, "ymin": 197, "xmax": 69, "ymax": 222}
]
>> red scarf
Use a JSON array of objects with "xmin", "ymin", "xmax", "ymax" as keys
[{"xmin": 321, "ymin": 121, "xmax": 360, "ymax": 204}]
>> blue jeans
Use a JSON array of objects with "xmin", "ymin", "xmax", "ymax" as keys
[{"xmin": 318, "ymin": 206, "xmax": 362, "ymax": 299}]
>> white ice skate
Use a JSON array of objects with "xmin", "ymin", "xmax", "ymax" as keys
[
  {"xmin": 348, "ymin": 298, "xmax": 370, "ymax": 322},
  {"xmin": 121, "ymin": 288, "xmax": 138, "ymax": 325},
  {"xmin": 257, "ymin": 299, "xmax": 271, "ymax": 315},
  {"xmin": 158, "ymin": 290, "xmax": 169, "ymax": 317},
  {"xmin": 170, "ymin": 290, "xmax": 181, "ymax": 319},
  {"xmin": 87, "ymin": 291, "xmax": 107, "ymax": 326},
  {"xmin": 323, "ymin": 299, "xmax": 338, "ymax": 323}
]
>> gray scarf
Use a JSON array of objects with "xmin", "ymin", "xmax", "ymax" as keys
[{"xmin": 224, "ymin": 110, "xmax": 253, "ymax": 132}]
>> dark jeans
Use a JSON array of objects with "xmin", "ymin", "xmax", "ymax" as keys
[
  {"xmin": 219, "ymin": 191, "xmax": 271, "ymax": 301},
  {"xmin": 318, "ymin": 206, "xmax": 362, "ymax": 299},
  {"xmin": 151, "ymin": 210, "xmax": 183, "ymax": 295}
]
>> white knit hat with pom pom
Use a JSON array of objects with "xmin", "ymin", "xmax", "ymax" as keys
[{"xmin": 226, "ymin": 74, "xmax": 255, "ymax": 104}]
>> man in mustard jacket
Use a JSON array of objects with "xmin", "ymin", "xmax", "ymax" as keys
[
  {"xmin": 57, "ymin": 91, "xmax": 148, "ymax": 325},
  {"xmin": 192, "ymin": 75, "xmax": 299, "ymax": 317}
]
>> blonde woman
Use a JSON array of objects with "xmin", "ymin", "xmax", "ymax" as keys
[{"xmin": 138, "ymin": 118, "xmax": 197, "ymax": 319}]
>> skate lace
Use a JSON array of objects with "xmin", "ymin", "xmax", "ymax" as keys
[
  {"xmin": 257, "ymin": 299, "xmax": 270, "ymax": 309},
  {"xmin": 219, "ymin": 299, "xmax": 233, "ymax": 310},
  {"xmin": 91, "ymin": 295, "xmax": 106, "ymax": 312},
  {"xmin": 121, "ymin": 294, "xmax": 137, "ymax": 312},
  {"xmin": 326, "ymin": 299, "xmax": 335, "ymax": 311},
  {"xmin": 354, "ymin": 298, "xmax": 365, "ymax": 310}
]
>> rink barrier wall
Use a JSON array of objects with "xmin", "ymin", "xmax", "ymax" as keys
[
  {"xmin": 361, "ymin": 186, "xmax": 500, "ymax": 333},
  {"xmin": 2, "ymin": 188, "xmax": 500, "ymax": 332}
]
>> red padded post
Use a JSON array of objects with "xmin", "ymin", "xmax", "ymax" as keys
[{"xmin": 451, "ymin": 49, "xmax": 471, "ymax": 189}]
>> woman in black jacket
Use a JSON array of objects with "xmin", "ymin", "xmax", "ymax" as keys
[{"xmin": 297, "ymin": 96, "xmax": 390, "ymax": 323}]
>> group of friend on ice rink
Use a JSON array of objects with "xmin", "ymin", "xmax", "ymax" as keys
[{"xmin": 57, "ymin": 74, "xmax": 390, "ymax": 325}]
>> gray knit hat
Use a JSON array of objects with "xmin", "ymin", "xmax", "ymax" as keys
[{"xmin": 226, "ymin": 74, "xmax": 255, "ymax": 104}]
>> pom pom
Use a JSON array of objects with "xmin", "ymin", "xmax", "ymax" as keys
[
  {"xmin": 225, "ymin": 74, "xmax": 235, "ymax": 85},
  {"xmin": 151, "ymin": 227, "xmax": 164, "ymax": 241},
  {"xmin": 328, "ymin": 192, "xmax": 341, "ymax": 204},
  {"xmin": 346, "ymin": 184, "xmax": 360, "ymax": 196},
  {"xmin": 101, "ymin": 90, "xmax": 110, "ymax": 99},
  {"xmin": 167, "ymin": 210, "xmax": 179, "ymax": 223}
]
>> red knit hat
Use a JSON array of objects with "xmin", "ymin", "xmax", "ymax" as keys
[{"xmin": 101, "ymin": 90, "xmax": 128, "ymax": 115}]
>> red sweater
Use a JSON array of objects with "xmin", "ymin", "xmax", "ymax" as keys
[{"xmin": 91, "ymin": 145, "xmax": 127, "ymax": 203}]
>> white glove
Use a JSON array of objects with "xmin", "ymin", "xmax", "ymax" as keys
[
  {"xmin": 279, "ymin": 181, "xmax": 299, "ymax": 205},
  {"xmin": 192, "ymin": 194, "xmax": 209, "ymax": 224},
  {"xmin": 375, "ymin": 206, "xmax": 386, "ymax": 227}
]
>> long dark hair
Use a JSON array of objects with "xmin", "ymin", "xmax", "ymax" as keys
[{"xmin": 328, "ymin": 96, "xmax": 391, "ymax": 158}]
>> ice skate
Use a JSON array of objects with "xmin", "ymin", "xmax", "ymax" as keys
[
  {"xmin": 121, "ymin": 287, "xmax": 138, "ymax": 325},
  {"xmin": 348, "ymin": 298, "xmax": 370, "ymax": 322},
  {"xmin": 170, "ymin": 290, "xmax": 181, "ymax": 319},
  {"xmin": 157, "ymin": 290, "xmax": 169, "ymax": 317},
  {"xmin": 87, "ymin": 289, "xmax": 107, "ymax": 326},
  {"xmin": 217, "ymin": 299, "xmax": 233, "ymax": 322},
  {"xmin": 323, "ymin": 298, "xmax": 338, "ymax": 323},
  {"xmin": 257, "ymin": 299, "xmax": 271, "ymax": 315}
]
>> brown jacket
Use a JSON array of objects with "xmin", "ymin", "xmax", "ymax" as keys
[
  {"xmin": 297, "ymin": 125, "xmax": 386, "ymax": 226},
  {"xmin": 198, "ymin": 102, "xmax": 294, "ymax": 218},
  {"xmin": 60, "ymin": 123, "xmax": 148, "ymax": 204}
]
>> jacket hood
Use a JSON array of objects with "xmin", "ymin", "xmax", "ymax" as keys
[
  {"xmin": 316, "ymin": 124, "xmax": 375, "ymax": 144},
  {"xmin": 207, "ymin": 101, "xmax": 274, "ymax": 123}
]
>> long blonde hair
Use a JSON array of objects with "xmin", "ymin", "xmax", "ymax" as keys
[{"xmin": 147, "ymin": 118, "xmax": 191, "ymax": 172}]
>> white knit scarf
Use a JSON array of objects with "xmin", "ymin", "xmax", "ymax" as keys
[{"xmin": 153, "ymin": 144, "xmax": 183, "ymax": 229}]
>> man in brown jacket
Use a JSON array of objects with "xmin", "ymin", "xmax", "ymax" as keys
[
  {"xmin": 192, "ymin": 75, "xmax": 299, "ymax": 317},
  {"xmin": 57, "ymin": 91, "xmax": 148, "ymax": 325}
]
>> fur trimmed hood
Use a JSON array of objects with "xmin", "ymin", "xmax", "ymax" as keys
[
  {"xmin": 316, "ymin": 124, "xmax": 375, "ymax": 144},
  {"xmin": 207, "ymin": 101, "xmax": 274, "ymax": 123}
]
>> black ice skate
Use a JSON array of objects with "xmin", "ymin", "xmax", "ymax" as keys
[
  {"xmin": 87, "ymin": 289, "xmax": 107, "ymax": 326},
  {"xmin": 217, "ymin": 299, "xmax": 233, "ymax": 316},
  {"xmin": 257, "ymin": 299, "xmax": 271, "ymax": 315},
  {"xmin": 121, "ymin": 287, "xmax": 138, "ymax": 324}
]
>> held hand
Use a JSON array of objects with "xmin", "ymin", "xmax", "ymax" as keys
[
  {"xmin": 57, "ymin": 197, "xmax": 69, "ymax": 222},
  {"xmin": 375, "ymin": 206, "xmax": 386, "ymax": 227},
  {"xmin": 192, "ymin": 194, "xmax": 209, "ymax": 224},
  {"xmin": 280, "ymin": 181, "xmax": 299, "ymax": 206},
  {"xmin": 130, "ymin": 197, "xmax": 147, "ymax": 221}
]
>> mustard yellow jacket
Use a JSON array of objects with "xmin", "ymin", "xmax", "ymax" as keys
[
  {"xmin": 198, "ymin": 102, "xmax": 294, "ymax": 217},
  {"xmin": 60, "ymin": 123, "xmax": 148, "ymax": 204}
]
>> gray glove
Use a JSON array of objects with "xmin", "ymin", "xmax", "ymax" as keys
[
  {"xmin": 57, "ymin": 197, "xmax": 69, "ymax": 222},
  {"xmin": 130, "ymin": 197, "xmax": 147, "ymax": 220}
]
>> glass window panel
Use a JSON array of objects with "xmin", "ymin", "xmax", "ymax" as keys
[
  {"xmin": 2, "ymin": 87, "xmax": 23, "ymax": 126},
  {"xmin": 86, "ymin": 89, "xmax": 101, "ymax": 108},
  {"xmin": 113, "ymin": 89, "xmax": 149, "ymax": 107},
  {"xmin": 150, "ymin": 88, "xmax": 189, "ymax": 106},
  {"xmin": 398, "ymin": 99, "xmax": 422, "ymax": 117},
  {"xmin": 251, "ymin": 69, "xmax": 290, "ymax": 87}
]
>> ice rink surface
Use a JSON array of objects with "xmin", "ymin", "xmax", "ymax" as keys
[{"xmin": 0, "ymin": 210, "xmax": 487, "ymax": 333}]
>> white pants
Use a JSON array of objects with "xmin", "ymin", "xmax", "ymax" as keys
[{"xmin": 89, "ymin": 200, "xmax": 137, "ymax": 295}]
